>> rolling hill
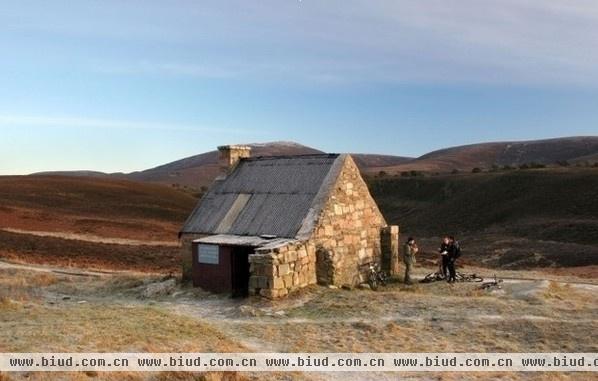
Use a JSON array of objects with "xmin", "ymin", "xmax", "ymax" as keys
[
  {"xmin": 0, "ymin": 175, "xmax": 199, "ymax": 271},
  {"xmin": 370, "ymin": 136, "xmax": 598, "ymax": 174},
  {"xmin": 30, "ymin": 136, "xmax": 598, "ymax": 189},
  {"xmin": 32, "ymin": 141, "xmax": 413, "ymax": 189},
  {"xmin": 368, "ymin": 167, "xmax": 598, "ymax": 269},
  {"xmin": 0, "ymin": 175, "xmax": 197, "ymax": 241},
  {"xmin": 126, "ymin": 141, "xmax": 325, "ymax": 189}
]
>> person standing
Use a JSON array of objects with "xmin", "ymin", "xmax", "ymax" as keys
[
  {"xmin": 403, "ymin": 237, "xmax": 418, "ymax": 284},
  {"xmin": 447, "ymin": 236, "xmax": 461, "ymax": 283},
  {"xmin": 438, "ymin": 236, "xmax": 451, "ymax": 279}
]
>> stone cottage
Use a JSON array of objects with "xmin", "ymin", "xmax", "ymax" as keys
[{"xmin": 179, "ymin": 145, "xmax": 399, "ymax": 298}]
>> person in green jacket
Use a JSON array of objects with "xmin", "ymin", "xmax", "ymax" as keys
[{"xmin": 403, "ymin": 237, "xmax": 418, "ymax": 284}]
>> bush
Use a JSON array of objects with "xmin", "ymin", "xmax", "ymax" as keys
[
  {"xmin": 451, "ymin": 169, "xmax": 459, "ymax": 174},
  {"xmin": 378, "ymin": 171, "xmax": 387, "ymax": 177},
  {"xmin": 471, "ymin": 167, "xmax": 482, "ymax": 173},
  {"xmin": 401, "ymin": 170, "xmax": 420, "ymax": 177}
]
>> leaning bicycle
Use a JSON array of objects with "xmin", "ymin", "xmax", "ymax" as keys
[{"xmin": 367, "ymin": 263, "xmax": 389, "ymax": 291}]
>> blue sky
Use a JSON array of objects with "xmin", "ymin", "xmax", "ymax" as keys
[{"xmin": 1, "ymin": 0, "xmax": 598, "ymax": 175}]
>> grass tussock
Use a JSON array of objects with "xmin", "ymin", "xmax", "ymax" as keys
[
  {"xmin": 0, "ymin": 269, "xmax": 60, "ymax": 304},
  {"xmin": 544, "ymin": 281, "xmax": 570, "ymax": 300}
]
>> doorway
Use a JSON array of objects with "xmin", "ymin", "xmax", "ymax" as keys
[{"xmin": 231, "ymin": 246, "xmax": 252, "ymax": 297}]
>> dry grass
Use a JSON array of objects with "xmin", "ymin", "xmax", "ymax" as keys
[
  {"xmin": 0, "ymin": 269, "xmax": 60, "ymax": 305},
  {"xmin": 224, "ymin": 277, "xmax": 598, "ymax": 354},
  {"xmin": 1, "ymin": 266, "xmax": 596, "ymax": 381},
  {"xmin": 0, "ymin": 371, "xmax": 250, "ymax": 381},
  {"xmin": 0, "ymin": 302, "xmax": 243, "ymax": 353}
]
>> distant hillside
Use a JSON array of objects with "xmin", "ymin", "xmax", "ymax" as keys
[
  {"xmin": 31, "ymin": 170, "xmax": 115, "ymax": 177},
  {"xmin": 368, "ymin": 168, "xmax": 598, "ymax": 268},
  {"xmin": 28, "ymin": 136, "xmax": 598, "ymax": 188},
  {"xmin": 351, "ymin": 153, "xmax": 412, "ymax": 169},
  {"xmin": 31, "ymin": 141, "xmax": 412, "ymax": 189},
  {"xmin": 371, "ymin": 136, "xmax": 598, "ymax": 174},
  {"xmin": 0, "ymin": 175, "xmax": 197, "ymax": 241},
  {"xmin": 126, "ymin": 141, "xmax": 324, "ymax": 189}
]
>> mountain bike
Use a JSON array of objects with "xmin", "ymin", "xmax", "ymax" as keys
[
  {"xmin": 420, "ymin": 271, "xmax": 445, "ymax": 283},
  {"xmin": 454, "ymin": 272, "xmax": 484, "ymax": 283},
  {"xmin": 420, "ymin": 271, "xmax": 483, "ymax": 283},
  {"xmin": 479, "ymin": 274, "xmax": 504, "ymax": 290},
  {"xmin": 367, "ymin": 263, "xmax": 388, "ymax": 291}
]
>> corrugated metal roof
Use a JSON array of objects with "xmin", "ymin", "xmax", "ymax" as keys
[
  {"xmin": 181, "ymin": 154, "xmax": 341, "ymax": 238},
  {"xmin": 194, "ymin": 234, "xmax": 296, "ymax": 247}
]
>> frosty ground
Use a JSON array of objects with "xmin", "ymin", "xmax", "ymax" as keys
[{"xmin": 1, "ymin": 260, "xmax": 596, "ymax": 381}]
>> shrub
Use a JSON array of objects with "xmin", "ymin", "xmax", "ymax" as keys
[{"xmin": 471, "ymin": 167, "xmax": 482, "ymax": 173}]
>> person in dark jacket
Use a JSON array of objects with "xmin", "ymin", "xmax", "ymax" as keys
[
  {"xmin": 438, "ymin": 236, "xmax": 451, "ymax": 279},
  {"xmin": 447, "ymin": 236, "xmax": 461, "ymax": 283}
]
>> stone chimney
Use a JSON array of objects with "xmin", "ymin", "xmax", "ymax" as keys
[{"xmin": 217, "ymin": 144, "xmax": 252, "ymax": 175}]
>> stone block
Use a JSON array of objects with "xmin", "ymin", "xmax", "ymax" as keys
[
  {"xmin": 271, "ymin": 277, "xmax": 285, "ymax": 290},
  {"xmin": 278, "ymin": 263, "xmax": 290, "ymax": 275},
  {"xmin": 283, "ymin": 273, "xmax": 293, "ymax": 288},
  {"xmin": 324, "ymin": 225, "xmax": 333, "ymax": 236},
  {"xmin": 255, "ymin": 276, "xmax": 268, "ymax": 289}
]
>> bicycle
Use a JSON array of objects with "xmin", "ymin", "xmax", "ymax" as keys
[
  {"xmin": 479, "ymin": 274, "xmax": 504, "ymax": 290},
  {"xmin": 420, "ymin": 271, "xmax": 445, "ymax": 283},
  {"xmin": 454, "ymin": 272, "xmax": 484, "ymax": 283},
  {"xmin": 420, "ymin": 271, "xmax": 483, "ymax": 283},
  {"xmin": 367, "ymin": 263, "xmax": 388, "ymax": 291}
]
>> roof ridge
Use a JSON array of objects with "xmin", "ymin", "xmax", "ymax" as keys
[{"xmin": 242, "ymin": 153, "xmax": 340, "ymax": 161}]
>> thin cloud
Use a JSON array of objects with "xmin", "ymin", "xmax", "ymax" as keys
[
  {"xmin": 5, "ymin": 1, "xmax": 598, "ymax": 86},
  {"xmin": 0, "ymin": 114, "xmax": 250, "ymax": 134}
]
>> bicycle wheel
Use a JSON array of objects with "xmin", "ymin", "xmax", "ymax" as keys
[{"xmin": 368, "ymin": 277, "xmax": 378, "ymax": 291}]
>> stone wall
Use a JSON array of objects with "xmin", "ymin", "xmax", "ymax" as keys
[
  {"xmin": 248, "ymin": 241, "xmax": 317, "ymax": 298},
  {"xmin": 248, "ymin": 155, "xmax": 389, "ymax": 298},
  {"xmin": 381, "ymin": 225, "xmax": 400, "ymax": 275},
  {"xmin": 310, "ymin": 155, "xmax": 388, "ymax": 286}
]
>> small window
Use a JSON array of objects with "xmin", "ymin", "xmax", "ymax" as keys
[{"xmin": 198, "ymin": 244, "xmax": 219, "ymax": 264}]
